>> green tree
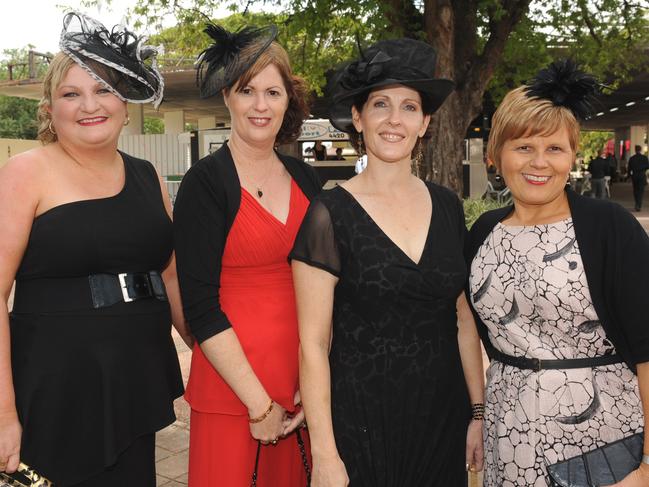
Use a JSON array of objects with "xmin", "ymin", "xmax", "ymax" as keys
[
  {"xmin": 580, "ymin": 131, "xmax": 613, "ymax": 164},
  {"xmin": 107, "ymin": 0, "xmax": 649, "ymax": 192},
  {"xmin": 0, "ymin": 96, "xmax": 38, "ymax": 140},
  {"xmin": 144, "ymin": 116, "xmax": 165, "ymax": 134}
]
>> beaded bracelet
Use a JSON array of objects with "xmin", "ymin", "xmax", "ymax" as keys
[
  {"xmin": 249, "ymin": 399, "xmax": 274, "ymax": 424},
  {"xmin": 471, "ymin": 402, "xmax": 485, "ymax": 421}
]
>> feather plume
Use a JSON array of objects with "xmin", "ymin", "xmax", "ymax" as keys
[
  {"xmin": 196, "ymin": 24, "xmax": 268, "ymax": 94},
  {"xmin": 525, "ymin": 59, "xmax": 601, "ymax": 120}
]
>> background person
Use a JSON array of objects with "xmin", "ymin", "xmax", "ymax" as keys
[
  {"xmin": 291, "ymin": 38, "xmax": 485, "ymax": 487},
  {"xmin": 173, "ymin": 23, "xmax": 320, "ymax": 487},
  {"xmin": 588, "ymin": 150, "xmax": 609, "ymax": 199},
  {"xmin": 467, "ymin": 60, "xmax": 649, "ymax": 487},
  {"xmin": 0, "ymin": 12, "xmax": 187, "ymax": 485},
  {"xmin": 628, "ymin": 145, "xmax": 649, "ymax": 211}
]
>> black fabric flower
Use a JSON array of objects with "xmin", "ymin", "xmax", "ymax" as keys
[
  {"xmin": 525, "ymin": 59, "xmax": 602, "ymax": 120},
  {"xmin": 339, "ymin": 51, "xmax": 392, "ymax": 91}
]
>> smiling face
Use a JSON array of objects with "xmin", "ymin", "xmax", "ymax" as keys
[
  {"xmin": 224, "ymin": 63, "xmax": 289, "ymax": 147},
  {"xmin": 48, "ymin": 64, "xmax": 127, "ymax": 149},
  {"xmin": 499, "ymin": 126, "xmax": 574, "ymax": 207},
  {"xmin": 352, "ymin": 85, "xmax": 430, "ymax": 165}
]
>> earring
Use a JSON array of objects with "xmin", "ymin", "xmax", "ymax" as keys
[
  {"xmin": 412, "ymin": 138, "xmax": 423, "ymax": 177},
  {"xmin": 357, "ymin": 133, "xmax": 365, "ymax": 156},
  {"xmin": 48, "ymin": 120, "xmax": 56, "ymax": 135},
  {"xmin": 123, "ymin": 115, "xmax": 130, "ymax": 126}
]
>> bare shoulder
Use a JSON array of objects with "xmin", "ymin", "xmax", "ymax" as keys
[{"xmin": 0, "ymin": 146, "xmax": 50, "ymax": 191}]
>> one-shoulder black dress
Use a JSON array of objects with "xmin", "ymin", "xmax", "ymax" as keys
[
  {"xmin": 290, "ymin": 183, "xmax": 470, "ymax": 486},
  {"xmin": 9, "ymin": 153, "xmax": 184, "ymax": 486}
]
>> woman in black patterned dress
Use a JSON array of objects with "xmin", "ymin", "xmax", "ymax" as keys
[{"xmin": 290, "ymin": 38, "xmax": 485, "ymax": 487}]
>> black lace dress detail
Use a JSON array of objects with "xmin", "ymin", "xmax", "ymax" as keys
[{"xmin": 290, "ymin": 183, "xmax": 470, "ymax": 486}]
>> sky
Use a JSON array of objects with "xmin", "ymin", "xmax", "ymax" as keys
[{"xmin": 0, "ymin": 0, "xmax": 182, "ymax": 55}]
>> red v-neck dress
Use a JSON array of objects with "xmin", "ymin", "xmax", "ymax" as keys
[{"xmin": 186, "ymin": 179, "xmax": 311, "ymax": 486}]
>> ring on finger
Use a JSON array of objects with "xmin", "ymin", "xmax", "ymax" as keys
[{"xmin": 271, "ymin": 439, "xmax": 278, "ymax": 445}]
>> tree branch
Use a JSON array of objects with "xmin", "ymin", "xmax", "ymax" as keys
[{"xmin": 577, "ymin": 0, "xmax": 602, "ymax": 47}]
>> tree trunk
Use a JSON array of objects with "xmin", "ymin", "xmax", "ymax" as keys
[{"xmin": 420, "ymin": 92, "xmax": 471, "ymax": 193}]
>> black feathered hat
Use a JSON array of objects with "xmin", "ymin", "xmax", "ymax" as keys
[
  {"xmin": 327, "ymin": 38, "xmax": 454, "ymax": 133},
  {"xmin": 525, "ymin": 59, "xmax": 602, "ymax": 120},
  {"xmin": 60, "ymin": 12, "xmax": 164, "ymax": 108},
  {"xmin": 196, "ymin": 24, "xmax": 278, "ymax": 98}
]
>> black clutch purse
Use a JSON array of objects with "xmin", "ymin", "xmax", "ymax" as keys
[
  {"xmin": 0, "ymin": 463, "xmax": 53, "ymax": 487},
  {"xmin": 547, "ymin": 432, "xmax": 643, "ymax": 487}
]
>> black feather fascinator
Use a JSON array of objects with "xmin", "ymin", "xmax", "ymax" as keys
[
  {"xmin": 60, "ymin": 12, "xmax": 164, "ymax": 108},
  {"xmin": 196, "ymin": 24, "xmax": 277, "ymax": 98},
  {"xmin": 525, "ymin": 59, "xmax": 602, "ymax": 120}
]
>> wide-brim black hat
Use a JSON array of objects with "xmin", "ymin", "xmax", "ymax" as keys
[
  {"xmin": 327, "ymin": 38, "xmax": 454, "ymax": 133},
  {"xmin": 60, "ymin": 12, "xmax": 164, "ymax": 108},
  {"xmin": 196, "ymin": 24, "xmax": 278, "ymax": 98}
]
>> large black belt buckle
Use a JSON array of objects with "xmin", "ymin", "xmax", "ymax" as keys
[{"xmin": 89, "ymin": 271, "xmax": 167, "ymax": 308}]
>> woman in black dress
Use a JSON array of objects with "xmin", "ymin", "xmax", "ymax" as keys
[
  {"xmin": 0, "ymin": 13, "xmax": 187, "ymax": 485},
  {"xmin": 290, "ymin": 38, "xmax": 485, "ymax": 486}
]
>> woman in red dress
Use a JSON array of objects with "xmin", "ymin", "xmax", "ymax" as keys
[{"xmin": 173, "ymin": 24, "xmax": 320, "ymax": 486}]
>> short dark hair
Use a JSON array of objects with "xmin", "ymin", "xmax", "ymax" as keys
[
  {"xmin": 231, "ymin": 41, "xmax": 310, "ymax": 145},
  {"xmin": 636, "ymin": 145, "xmax": 642, "ymax": 153}
]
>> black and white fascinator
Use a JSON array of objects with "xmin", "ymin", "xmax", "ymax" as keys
[
  {"xmin": 196, "ymin": 23, "xmax": 278, "ymax": 98},
  {"xmin": 525, "ymin": 59, "xmax": 602, "ymax": 120},
  {"xmin": 60, "ymin": 12, "xmax": 164, "ymax": 108}
]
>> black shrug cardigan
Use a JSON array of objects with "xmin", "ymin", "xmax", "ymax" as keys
[
  {"xmin": 466, "ymin": 189, "xmax": 649, "ymax": 373},
  {"xmin": 173, "ymin": 143, "xmax": 321, "ymax": 343}
]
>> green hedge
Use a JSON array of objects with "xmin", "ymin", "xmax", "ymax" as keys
[{"xmin": 463, "ymin": 198, "xmax": 509, "ymax": 229}]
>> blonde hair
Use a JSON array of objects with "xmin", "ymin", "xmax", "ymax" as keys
[
  {"xmin": 487, "ymin": 86, "xmax": 580, "ymax": 171},
  {"xmin": 37, "ymin": 53, "xmax": 77, "ymax": 144},
  {"xmin": 37, "ymin": 53, "xmax": 128, "ymax": 144}
]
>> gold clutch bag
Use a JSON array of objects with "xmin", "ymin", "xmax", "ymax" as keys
[{"xmin": 0, "ymin": 463, "xmax": 53, "ymax": 487}]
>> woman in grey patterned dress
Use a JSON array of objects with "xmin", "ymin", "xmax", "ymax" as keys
[{"xmin": 466, "ymin": 62, "xmax": 649, "ymax": 487}]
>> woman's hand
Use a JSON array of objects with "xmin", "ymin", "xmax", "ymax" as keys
[
  {"xmin": 0, "ymin": 411, "xmax": 21, "ymax": 473},
  {"xmin": 282, "ymin": 390, "xmax": 306, "ymax": 437},
  {"xmin": 605, "ymin": 463, "xmax": 649, "ymax": 486},
  {"xmin": 249, "ymin": 401, "xmax": 286, "ymax": 445},
  {"xmin": 312, "ymin": 454, "xmax": 349, "ymax": 487},
  {"xmin": 466, "ymin": 419, "xmax": 484, "ymax": 472}
]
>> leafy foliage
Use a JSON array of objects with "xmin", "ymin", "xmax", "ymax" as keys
[
  {"xmin": 580, "ymin": 130, "xmax": 613, "ymax": 163},
  {"xmin": 144, "ymin": 116, "xmax": 165, "ymax": 134},
  {"xmin": 463, "ymin": 197, "xmax": 508, "ymax": 229}
]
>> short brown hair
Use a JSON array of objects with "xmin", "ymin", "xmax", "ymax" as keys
[
  {"xmin": 228, "ymin": 41, "xmax": 310, "ymax": 145},
  {"xmin": 37, "ymin": 53, "xmax": 128, "ymax": 145},
  {"xmin": 487, "ymin": 86, "xmax": 580, "ymax": 171}
]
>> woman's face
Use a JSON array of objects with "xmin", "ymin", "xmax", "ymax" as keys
[
  {"xmin": 352, "ymin": 85, "xmax": 430, "ymax": 165},
  {"xmin": 49, "ymin": 65, "xmax": 127, "ymax": 148},
  {"xmin": 499, "ymin": 126, "xmax": 574, "ymax": 207},
  {"xmin": 224, "ymin": 64, "xmax": 289, "ymax": 147}
]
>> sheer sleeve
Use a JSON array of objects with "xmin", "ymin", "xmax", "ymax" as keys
[{"xmin": 289, "ymin": 199, "xmax": 341, "ymax": 277}]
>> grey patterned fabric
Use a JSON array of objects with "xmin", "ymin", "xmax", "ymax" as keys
[{"xmin": 470, "ymin": 219, "xmax": 643, "ymax": 486}]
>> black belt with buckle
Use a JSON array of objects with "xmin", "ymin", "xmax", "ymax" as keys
[
  {"xmin": 89, "ymin": 271, "xmax": 167, "ymax": 308},
  {"xmin": 490, "ymin": 348, "xmax": 623, "ymax": 371},
  {"xmin": 13, "ymin": 271, "xmax": 167, "ymax": 313}
]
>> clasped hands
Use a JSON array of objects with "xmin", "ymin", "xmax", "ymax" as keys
[{"xmin": 249, "ymin": 390, "xmax": 305, "ymax": 446}]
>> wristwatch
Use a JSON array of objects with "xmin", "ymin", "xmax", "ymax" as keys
[{"xmin": 642, "ymin": 454, "xmax": 649, "ymax": 465}]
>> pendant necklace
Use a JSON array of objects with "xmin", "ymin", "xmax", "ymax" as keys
[{"xmin": 253, "ymin": 158, "xmax": 275, "ymax": 198}]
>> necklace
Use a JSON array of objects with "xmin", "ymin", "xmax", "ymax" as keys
[{"xmin": 250, "ymin": 158, "xmax": 275, "ymax": 198}]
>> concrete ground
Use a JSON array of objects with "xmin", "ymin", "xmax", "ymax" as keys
[{"xmin": 5, "ymin": 181, "xmax": 644, "ymax": 486}]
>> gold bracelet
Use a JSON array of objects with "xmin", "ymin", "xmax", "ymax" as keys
[{"xmin": 249, "ymin": 399, "xmax": 274, "ymax": 424}]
